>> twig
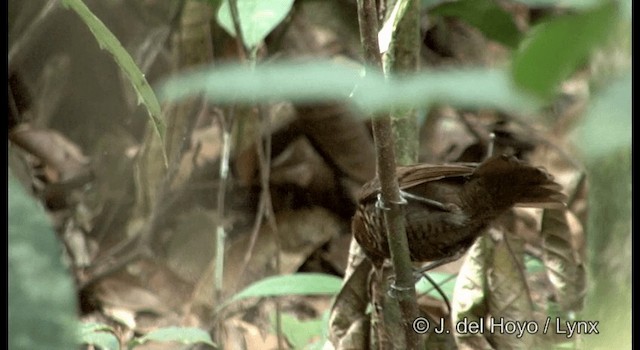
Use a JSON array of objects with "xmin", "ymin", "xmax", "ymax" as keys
[
  {"xmin": 227, "ymin": 1, "xmax": 283, "ymax": 348},
  {"xmin": 419, "ymin": 272, "xmax": 452, "ymax": 316},
  {"xmin": 228, "ymin": 0, "xmax": 249, "ymax": 60},
  {"xmin": 214, "ymin": 106, "xmax": 233, "ymax": 303},
  {"xmin": 356, "ymin": 0, "xmax": 421, "ymax": 348},
  {"xmin": 9, "ymin": 0, "xmax": 60, "ymax": 69}
]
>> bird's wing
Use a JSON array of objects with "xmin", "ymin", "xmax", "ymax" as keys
[{"xmin": 358, "ymin": 163, "xmax": 475, "ymax": 202}]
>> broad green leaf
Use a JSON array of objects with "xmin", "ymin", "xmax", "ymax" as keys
[
  {"xmin": 218, "ymin": 273, "xmax": 342, "ymax": 311},
  {"xmin": 158, "ymin": 60, "xmax": 540, "ymax": 114},
  {"xmin": 512, "ymin": 2, "xmax": 618, "ymax": 98},
  {"xmin": 61, "ymin": 0, "xmax": 167, "ymax": 166},
  {"xmin": 429, "ymin": 0, "xmax": 522, "ymax": 48},
  {"xmin": 577, "ymin": 73, "xmax": 631, "ymax": 157},
  {"xmin": 131, "ymin": 327, "xmax": 216, "ymax": 347},
  {"xmin": 217, "ymin": 0, "xmax": 295, "ymax": 49},
  {"xmin": 415, "ymin": 272, "xmax": 457, "ymax": 300},
  {"xmin": 9, "ymin": 171, "xmax": 79, "ymax": 349},
  {"xmin": 81, "ymin": 323, "xmax": 120, "ymax": 350}
]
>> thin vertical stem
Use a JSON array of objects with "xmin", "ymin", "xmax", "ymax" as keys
[
  {"xmin": 355, "ymin": 0, "xmax": 421, "ymax": 348},
  {"xmin": 226, "ymin": 1, "xmax": 283, "ymax": 348}
]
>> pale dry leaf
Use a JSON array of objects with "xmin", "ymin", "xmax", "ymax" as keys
[
  {"xmin": 451, "ymin": 236, "xmax": 492, "ymax": 350},
  {"xmin": 9, "ymin": 125, "xmax": 90, "ymax": 182},
  {"xmin": 541, "ymin": 209, "xmax": 587, "ymax": 311},
  {"xmin": 223, "ymin": 317, "xmax": 280, "ymax": 350},
  {"xmin": 486, "ymin": 228, "xmax": 534, "ymax": 349},
  {"xmin": 95, "ymin": 277, "xmax": 173, "ymax": 315},
  {"xmin": 337, "ymin": 317, "xmax": 370, "ymax": 350},
  {"xmin": 328, "ymin": 258, "xmax": 371, "ymax": 349}
]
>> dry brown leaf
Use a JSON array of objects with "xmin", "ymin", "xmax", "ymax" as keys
[
  {"xmin": 486, "ymin": 228, "xmax": 535, "ymax": 349},
  {"xmin": 9, "ymin": 125, "xmax": 90, "ymax": 181},
  {"xmin": 223, "ymin": 317, "xmax": 281, "ymax": 350},
  {"xmin": 328, "ymin": 258, "xmax": 371, "ymax": 349},
  {"xmin": 95, "ymin": 276, "xmax": 174, "ymax": 316},
  {"xmin": 189, "ymin": 206, "xmax": 345, "ymax": 307},
  {"xmin": 451, "ymin": 236, "xmax": 492, "ymax": 350},
  {"xmin": 541, "ymin": 209, "xmax": 587, "ymax": 311}
]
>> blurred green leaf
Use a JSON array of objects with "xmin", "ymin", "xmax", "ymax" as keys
[
  {"xmin": 524, "ymin": 255, "xmax": 545, "ymax": 273},
  {"xmin": 217, "ymin": 0, "xmax": 295, "ymax": 49},
  {"xmin": 577, "ymin": 73, "xmax": 631, "ymax": 158},
  {"xmin": 429, "ymin": 0, "xmax": 522, "ymax": 48},
  {"xmin": 583, "ymin": 149, "xmax": 631, "ymax": 349},
  {"xmin": 8, "ymin": 171, "xmax": 79, "ymax": 349},
  {"xmin": 218, "ymin": 273, "xmax": 342, "ymax": 312},
  {"xmin": 130, "ymin": 327, "xmax": 216, "ymax": 347},
  {"xmin": 511, "ymin": 0, "xmax": 601, "ymax": 8},
  {"xmin": 81, "ymin": 323, "xmax": 120, "ymax": 350},
  {"xmin": 158, "ymin": 60, "xmax": 540, "ymax": 114},
  {"xmin": 416, "ymin": 272, "xmax": 457, "ymax": 300},
  {"xmin": 421, "ymin": 0, "xmax": 449, "ymax": 10},
  {"xmin": 61, "ymin": 0, "xmax": 167, "ymax": 166},
  {"xmin": 278, "ymin": 313, "xmax": 325, "ymax": 350},
  {"xmin": 512, "ymin": 2, "xmax": 618, "ymax": 98},
  {"xmin": 82, "ymin": 322, "xmax": 117, "ymax": 333}
]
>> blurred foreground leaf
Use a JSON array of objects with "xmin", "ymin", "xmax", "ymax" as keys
[
  {"xmin": 81, "ymin": 322, "xmax": 120, "ymax": 350},
  {"xmin": 159, "ymin": 61, "xmax": 539, "ymax": 114},
  {"xmin": 429, "ymin": 0, "xmax": 522, "ymax": 48},
  {"xmin": 577, "ymin": 73, "xmax": 631, "ymax": 157},
  {"xmin": 511, "ymin": 0, "xmax": 601, "ymax": 8},
  {"xmin": 8, "ymin": 171, "xmax": 78, "ymax": 349},
  {"xmin": 512, "ymin": 2, "xmax": 618, "ymax": 98}
]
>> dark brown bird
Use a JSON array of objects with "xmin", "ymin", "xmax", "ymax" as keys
[{"xmin": 353, "ymin": 154, "xmax": 565, "ymax": 268}]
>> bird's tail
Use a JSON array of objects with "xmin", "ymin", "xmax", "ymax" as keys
[{"xmin": 466, "ymin": 155, "xmax": 566, "ymax": 215}]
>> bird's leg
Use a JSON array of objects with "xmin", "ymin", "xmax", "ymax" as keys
[
  {"xmin": 413, "ymin": 250, "xmax": 466, "ymax": 278},
  {"xmin": 399, "ymin": 190, "xmax": 456, "ymax": 212},
  {"xmin": 375, "ymin": 193, "xmax": 407, "ymax": 211}
]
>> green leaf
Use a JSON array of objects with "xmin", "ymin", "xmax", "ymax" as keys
[
  {"xmin": 217, "ymin": 0, "xmax": 295, "ymax": 49},
  {"xmin": 429, "ymin": 0, "xmax": 522, "ymax": 48},
  {"xmin": 8, "ymin": 171, "xmax": 79, "ymax": 349},
  {"xmin": 218, "ymin": 273, "xmax": 342, "ymax": 312},
  {"xmin": 61, "ymin": 0, "xmax": 167, "ymax": 166},
  {"xmin": 81, "ymin": 323, "xmax": 120, "ymax": 350},
  {"xmin": 524, "ymin": 255, "xmax": 545, "ymax": 273},
  {"xmin": 421, "ymin": 0, "xmax": 449, "ymax": 10},
  {"xmin": 511, "ymin": 0, "xmax": 600, "ymax": 8},
  {"xmin": 158, "ymin": 60, "xmax": 540, "ymax": 114},
  {"xmin": 512, "ymin": 2, "xmax": 618, "ymax": 98},
  {"xmin": 81, "ymin": 321, "xmax": 117, "ymax": 334},
  {"xmin": 415, "ymin": 272, "xmax": 457, "ymax": 300},
  {"xmin": 577, "ymin": 73, "xmax": 631, "ymax": 157},
  {"xmin": 278, "ymin": 313, "xmax": 325, "ymax": 350},
  {"xmin": 131, "ymin": 327, "xmax": 216, "ymax": 347}
]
